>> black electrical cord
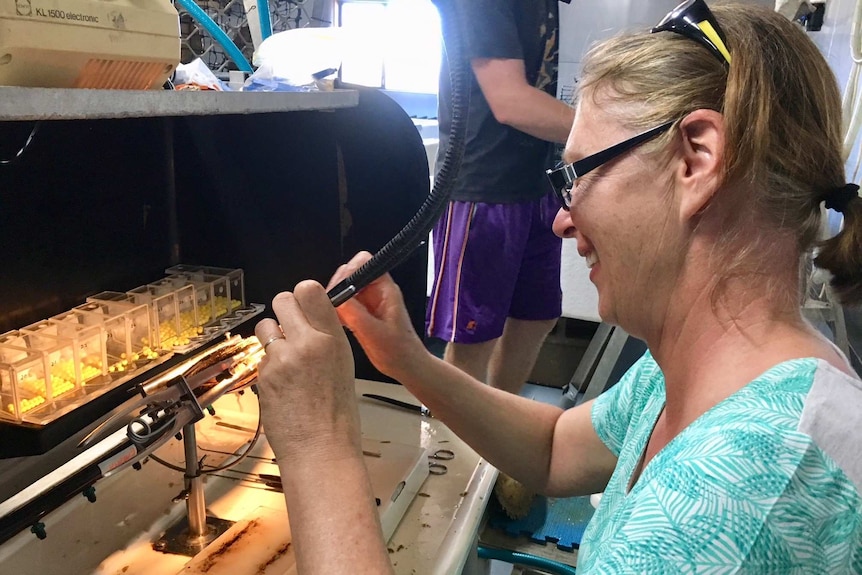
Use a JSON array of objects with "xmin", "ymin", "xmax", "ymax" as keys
[
  {"xmin": 326, "ymin": 0, "xmax": 469, "ymax": 306},
  {"xmin": 0, "ymin": 122, "xmax": 40, "ymax": 165},
  {"xmin": 147, "ymin": 389, "xmax": 263, "ymax": 475},
  {"xmin": 201, "ymin": 403, "xmax": 263, "ymax": 474}
]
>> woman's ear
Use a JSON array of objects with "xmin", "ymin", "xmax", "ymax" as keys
[{"xmin": 675, "ymin": 109, "xmax": 725, "ymax": 222}]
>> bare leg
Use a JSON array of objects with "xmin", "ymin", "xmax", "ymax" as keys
[
  {"xmin": 488, "ymin": 318, "xmax": 557, "ymax": 394},
  {"xmin": 443, "ymin": 339, "xmax": 498, "ymax": 383},
  {"xmin": 443, "ymin": 317, "xmax": 557, "ymax": 394}
]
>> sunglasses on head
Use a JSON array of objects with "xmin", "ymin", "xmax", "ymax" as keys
[
  {"xmin": 546, "ymin": 0, "xmax": 730, "ymax": 210},
  {"xmin": 652, "ymin": 0, "xmax": 731, "ymax": 66}
]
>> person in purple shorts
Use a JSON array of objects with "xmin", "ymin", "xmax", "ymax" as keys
[{"xmin": 427, "ymin": 0, "xmax": 575, "ymax": 393}]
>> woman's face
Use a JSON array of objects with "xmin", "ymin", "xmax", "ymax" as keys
[{"xmin": 552, "ymin": 98, "xmax": 685, "ymax": 336}]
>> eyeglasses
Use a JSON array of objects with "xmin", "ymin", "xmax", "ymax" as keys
[
  {"xmin": 547, "ymin": 0, "xmax": 730, "ymax": 210},
  {"xmin": 652, "ymin": 0, "xmax": 731, "ymax": 66},
  {"xmin": 545, "ymin": 121, "xmax": 674, "ymax": 209}
]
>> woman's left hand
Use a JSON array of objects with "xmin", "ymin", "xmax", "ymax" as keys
[{"xmin": 254, "ymin": 280, "xmax": 360, "ymax": 464}]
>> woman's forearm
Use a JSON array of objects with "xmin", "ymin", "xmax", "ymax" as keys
[
  {"xmin": 391, "ymin": 352, "xmax": 564, "ymax": 492},
  {"xmin": 279, "ymin": 454, "xmax": 395, "ymax": 575}
]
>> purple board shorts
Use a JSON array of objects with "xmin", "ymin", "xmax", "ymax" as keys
[{"xmin": 426, "ymin": 192, "xmax": 562, "ymax": 344}]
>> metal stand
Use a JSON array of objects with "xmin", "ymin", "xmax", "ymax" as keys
[{"xmin": 153, "ymin": 414, "xmax": 234, "ymax": 556}]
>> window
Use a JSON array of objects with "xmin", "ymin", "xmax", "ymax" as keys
[{"xmin": 338, "ymin": 0, "xmax": 441, "ymax": 94}]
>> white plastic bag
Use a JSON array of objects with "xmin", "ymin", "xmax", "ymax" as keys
[
  {"xmin": 245, "ymin": 28, "xmax": 343, "ymax": 92},
  {"xmin": 174, "ymin": 58, "xmax": 229, "ymax": 91}
]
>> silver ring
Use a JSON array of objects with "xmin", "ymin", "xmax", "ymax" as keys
[{"xmin": 262, "ymin": 334, "xmax": 285, "ymax": 351}]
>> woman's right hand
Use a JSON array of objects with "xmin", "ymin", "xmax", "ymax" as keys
[{"xmin": 328, "ymin": 251, "xmax": 428, "ymax": 379}]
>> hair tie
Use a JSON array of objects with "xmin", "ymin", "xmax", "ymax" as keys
[{"xmin": 822, "ymin": 183, "xmax": 860, "ymax": 212}]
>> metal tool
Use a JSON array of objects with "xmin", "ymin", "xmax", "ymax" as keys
[
  {"xmin": 361, "ymin": 394, "xmax": 431, "ymax": 417},
  {"xmin": 428, "ymin": 448, "xmax": 454, "ymax": 475},
  {"xmin": 212, "ymin": 470, "xmax": 283, "ymax": 492},
  {"xmin": 80, "ymin": 336, "xmax": 261, "ymax": 451}
]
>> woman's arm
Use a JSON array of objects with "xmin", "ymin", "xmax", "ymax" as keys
[
  {"xmin": 255, "ymin": 282, "xmax": 394, "ymax": 574},
  {"xmin": 333, "ymin": 252, "xmax": 617, "ymax": 496}
]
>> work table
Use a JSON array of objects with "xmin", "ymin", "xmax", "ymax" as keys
[{"xmin": 0, "ymin": 379, "xmax": 497, "ymax": 575}]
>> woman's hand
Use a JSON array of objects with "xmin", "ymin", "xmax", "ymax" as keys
[
  {"xmin": 328, "ymin": 251, "xmax": 429, "ymax": 380},
  {"xmin": 254, "ymin": 280, "xmax": 361, "ymax": 464}
]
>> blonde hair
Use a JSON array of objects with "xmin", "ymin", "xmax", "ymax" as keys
[{"xmin": 578, "ymin": 3, "xmax": 862, "ymax": 305}]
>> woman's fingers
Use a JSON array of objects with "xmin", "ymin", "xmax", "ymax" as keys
[
  {"xmin": 293, "ymin": 280, "xmax": 347, "ymax": 338},
  {"xmin": 255, "ymin": 317, "xmax": 285, "ymax": 354},
  {"xmin": 325, "ymin": 251, "xmax": 375, "ymax": 290}
]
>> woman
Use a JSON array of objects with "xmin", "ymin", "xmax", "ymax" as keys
[{"xmin": 255, "ymin": 1, "xmax": 862, "ymax": 572}]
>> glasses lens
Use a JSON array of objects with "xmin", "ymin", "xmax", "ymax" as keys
[
  {"xmin": 561, "ymin": 187, "xmax": 573, "ymax": 209},
  {"xmin": 655, "ymin": 0, "xmax": 695, "ymax": 29},
  {"xmin": 546, "ymin": 166, "xmax": 572, "ymax": 209}
]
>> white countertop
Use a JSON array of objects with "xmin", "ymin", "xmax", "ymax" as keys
[{"xmin": 0, "ymin": 379, "xmax": 495, "ymax": 575}]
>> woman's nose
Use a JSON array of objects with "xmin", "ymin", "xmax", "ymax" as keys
[{"xmin": 552, "ymin": 207, "xmax": 576, "ymax": 239}]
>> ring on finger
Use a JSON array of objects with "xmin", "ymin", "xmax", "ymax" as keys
[{"xmin": 262, "ymin": 334, "xmax": 285, "ymax": 351}]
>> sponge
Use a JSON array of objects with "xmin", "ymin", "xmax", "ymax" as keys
[{"xmin": 493, "ymin": 472, "xmax": 536, "ymax": 520}]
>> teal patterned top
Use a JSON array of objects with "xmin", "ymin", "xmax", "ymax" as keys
[{"xmin": 578, "ymin": 352, "xmax": 862, "ymax": 574}]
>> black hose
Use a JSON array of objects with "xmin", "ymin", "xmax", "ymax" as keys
[{"xmin": 327, "ymin": 0, "xmax": 469, "ymax": 306}]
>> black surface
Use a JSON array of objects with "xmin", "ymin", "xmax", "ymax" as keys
[
  {"xmin": 332, "ymin": 88, "xmax": 431, "ymax": 382},
  {"xmin": 0, "ymin": 119, "xmax": 174, "ymax": 333},
  {"xmin": 174, "ymin": 88, "xmax": 430, "ymax": 382},
  {"xmin": 1, "ymin": 91, "xmax": 428, "ymax": 356}
]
